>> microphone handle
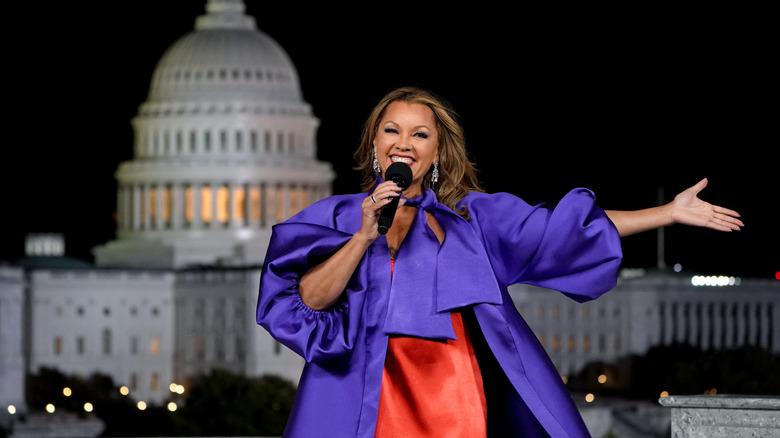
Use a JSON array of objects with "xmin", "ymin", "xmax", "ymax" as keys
[{"xmin": 377, "ymin": 196, "xmax": 400, "ymax": 235}]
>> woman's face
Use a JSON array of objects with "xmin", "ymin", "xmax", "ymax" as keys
[{"xmin": 373, "ymin": 101, "xmax": 439, "ymax": 197}]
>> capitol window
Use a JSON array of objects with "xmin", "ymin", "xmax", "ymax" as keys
[{"xmin": 102, "ymin": 329, "xmax": 112, "ymax": 356}]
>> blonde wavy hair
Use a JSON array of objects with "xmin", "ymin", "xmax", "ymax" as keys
[{"xmin": 354, "ymin": 87, "xmax": 484, "ymax": 219}]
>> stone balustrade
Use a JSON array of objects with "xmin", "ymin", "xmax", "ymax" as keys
[{"xmin": 659, "ymin": 394, "xmax": 779, "ymax": 437}]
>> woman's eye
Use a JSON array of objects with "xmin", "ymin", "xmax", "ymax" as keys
[
  {"xmin": 384, "ymin": 127, "xmax": 399, "ymax": 134},
  {"xmin": 414, "ymin": 132, "xmax": 429, "ymax": 139}
]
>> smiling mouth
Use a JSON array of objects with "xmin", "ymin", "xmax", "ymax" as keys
[{"xmin": 391, "ymin": 156, "xmax": 414, "ymax": 165}]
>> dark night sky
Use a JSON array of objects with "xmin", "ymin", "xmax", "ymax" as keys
[{"xmin": 3, "ymin": 1, "xmax": 777, "ymax": 279}]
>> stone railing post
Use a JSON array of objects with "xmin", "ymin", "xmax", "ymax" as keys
[{"xmin": 659, "ymin": 394, "xmax": 779, "ymax": 437}]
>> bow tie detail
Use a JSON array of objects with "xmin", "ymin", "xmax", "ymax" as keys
[{"xmin": 381, "ymin": 189, "xmax": 503, "ymax": 340}]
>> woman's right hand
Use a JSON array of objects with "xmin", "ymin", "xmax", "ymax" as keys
[
  {"xmin": 299, "ymin": 181, "xmax": 402, "ymax": 310},
  {"xmin": 360, "ymin": 181, "xmax": 403, "ymax": 239}
]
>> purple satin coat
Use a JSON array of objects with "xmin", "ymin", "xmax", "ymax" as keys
[{"xmin": 256, "ymin": 184, "xmax": 622, "ymax": 437}]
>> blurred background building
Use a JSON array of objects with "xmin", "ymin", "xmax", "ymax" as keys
[{"xmin": 1, "ymin": 0, "xmax": 333, "ymax": 416}]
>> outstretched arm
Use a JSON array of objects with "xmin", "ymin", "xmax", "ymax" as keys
[{"xmin": 605, "ymin": 178, "xmax": 743, "ymax": 237}]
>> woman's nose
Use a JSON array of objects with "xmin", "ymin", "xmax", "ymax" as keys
[{"xmin": 395, "ymin": 137, "xmax": 412, "ymax": 151}]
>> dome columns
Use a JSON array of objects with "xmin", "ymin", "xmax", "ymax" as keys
[{"xmin": 115, "ymin": 175, "xmax": 330, "ymax": 239}]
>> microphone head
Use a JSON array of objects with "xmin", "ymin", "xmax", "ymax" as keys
[{"xmin": 385, "ymin": 162, "xmax": 413, "ymax": 190}]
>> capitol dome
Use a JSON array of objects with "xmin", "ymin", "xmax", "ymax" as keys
[
  {"xmin": 94, "ymin": 0, "xmax": 334, "ymax": 270},
  {"xmin": 146, "ymin": 0, "xmax": 301, "ymax": 103}
]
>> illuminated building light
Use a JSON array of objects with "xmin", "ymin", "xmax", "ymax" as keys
[
  {"xmin": 7, "ymin": 405, "xmax": 16, "ymax": 414},
  {"xmin": 585, "ymin": 393, "xmax": 595, "ymax": 403},
  {"xmin": 673, "ymin": 263, "xmax": 682, "ymax": 272},
  {"xmin": 775, "ymin": 271, "xmax": 780, "ymax": 280},
  {"xmin": 169, "ymin": 383, "xmax": 178, "ymax": 392},
  {"xmin": 167, "ymin": 402, "xmax": 178, "ymax": 412},
  {"xmin": 137, "ymin": 401, "xmax": 147, "ymax": 410},
  {"xmin": 119, "ymin": 386, "xmax": 129, "ymax": 396},
  {"xmin": 660, "ymin": 391, "xmax": 669, "ymax": 398},
  {"xmin": 691, "ymin": 275, "xmax": 740, "ymax": 286},
  {"xmin": 84, "ymin": 402, "xmax": 93, "ymax": 412},
  {"xmin": 46, "ymin": 404, "xmax": 55, "ymax": 413},
  {"xmin": 62, "ymin": 387, "xmax": 72, "ymax": 397},
  {"xmin": 597, "ymin": 374, "xmax": 607, "ymax": 384},
  {"xmin": 176, "ymin": 384, "xmax": 185, "ymax": 394}
]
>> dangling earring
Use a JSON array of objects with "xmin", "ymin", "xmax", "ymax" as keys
[
  {"xmin": 431, "ymin": 162, "xmax": 439, "ymax": 184},
  {"xmin": 373, "ymin": 150, "xmax": 381, "ymax": 176}
]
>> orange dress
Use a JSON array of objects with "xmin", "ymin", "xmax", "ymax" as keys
[{"xmin": 375, "ymin": 260, "xmax": 487, "ymax": 437}]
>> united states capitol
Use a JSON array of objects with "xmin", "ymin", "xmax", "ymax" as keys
[{"xmin": 1, "ymin": 1, "xmax": 777, "ymax": 436}]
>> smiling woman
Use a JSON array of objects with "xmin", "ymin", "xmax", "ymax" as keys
[{"xmin": 256, "ymin": 86, "xmax": 743, "ymax": 437}]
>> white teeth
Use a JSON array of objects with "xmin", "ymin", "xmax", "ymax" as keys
[{"xmin": 391, "ymin": 157, "xmax": 413, "ymax": 164}]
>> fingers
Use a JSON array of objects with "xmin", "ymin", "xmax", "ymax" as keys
[
  {"xmin": 709, "ymin": 218, "xmax": 742, "ymax": 232},
  {"xmin": 687, "ymin": 178, "xmax": 708, "ymax": 196},
  {"xmin": 367, "ymin": 181, "xmax": 402, "ymax": 208},
  {"xmin": 717, "ymin": 213, "xmax": 744, "ymax": 231},
  {"xmin": 714, "ymin": 205, "xmax": 741, "ymax": 219},
  {"xmin": 362, "ymin": 181, "xmax": 402, "ymax": 223},
  {"xmin": 713, "ymin": 205, "xmax": 744, "ymax": 230}
]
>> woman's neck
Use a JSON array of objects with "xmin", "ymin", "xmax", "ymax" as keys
[{"xmin": 384, "ymin": 205, "xmax": 416, "ymax": 260}]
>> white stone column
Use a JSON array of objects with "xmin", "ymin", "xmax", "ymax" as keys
[
  {"xmin": 210, "ymin": 183, "xmax": 219, "ymax": 229},
  {"xmin": 282, "ymin": 184, "xmax": 291, "ymax": 223},
  {"xmin": 155, "ymin": 184, "xmax": 165, "ymax": 230},
  {"xmin": 195, "ymin": 128, "xmax": 204, "ymax": 154},
  {"xmin": 171, "ymin": 183, "xmax": 184, "ymax": 230},
  {"xmin": 266, "ymin": 183, "xmax": 277, "ymax": 226},
  {"xmin": 152, "ymin": 128, "xmax": 161, "ymax": 156},
  {"xmin": 228, "ymin": 182, "xmax": 238, "ymax": 228},
  {"xmin": 245, "ymin": 183, "xmax": 255, "ymax": 228},
  {"xmin": 191, "ymin": 182, "xmax": 202, "ymax": 229},
  {"xmin": 142, "ymin": 185, "xmax": 151, "ymax": 230}
]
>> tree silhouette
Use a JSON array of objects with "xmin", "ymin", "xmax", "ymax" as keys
[{"xmin": 174, "ymin": 368, "xmax": 296, "ymax": 436}]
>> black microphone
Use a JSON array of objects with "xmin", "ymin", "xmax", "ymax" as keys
[{"xmin": 377, "ymin": 162, "xmax": 413, "ymax": 235}]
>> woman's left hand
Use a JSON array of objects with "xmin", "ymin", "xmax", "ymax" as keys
[{"xmin": 670, "ymin": 178, "xmax": 744, "ymax": 232}]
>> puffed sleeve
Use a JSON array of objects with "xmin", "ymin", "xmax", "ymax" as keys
[
  {"xmin": 256, "ymin": 222, "xmax": 367, "ymax": 362},
  {"xmin": 464, "ymin": 188, "xmax": 622, "ymax": 302}
]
